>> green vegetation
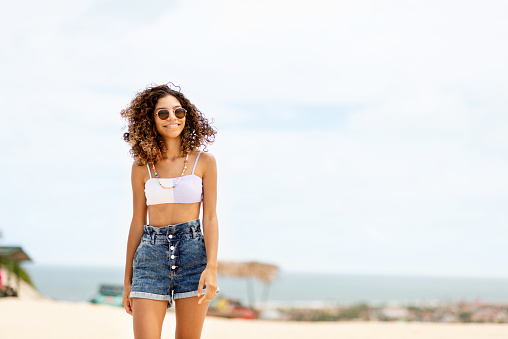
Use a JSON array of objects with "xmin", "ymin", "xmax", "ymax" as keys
[
  {"xmin": 0, "ymin": 258, "xmax": 34, "ymax": 287},
  {"xmin": 340, "ymin": 303, "xmax": 369, "ymax": 320},
  {"xmin": 459, "ymin": 311, "xmax": 472, "ymax": 323},
  {"xmin": 278, "ymin": 302, "xmax": 507, "ymax": 323},
  {"xmin": 282, "ymin": 303, "xmax": 370, "ymax": 322}
]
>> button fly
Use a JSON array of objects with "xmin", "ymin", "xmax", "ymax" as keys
[{"xmin": 171, "ymin": 255, "xmax": 175, "ymax": 259}]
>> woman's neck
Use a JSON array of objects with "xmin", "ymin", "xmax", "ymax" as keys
[{"xmin": 161, "ymin": 137, "xmax": 183, "ymax": 160}]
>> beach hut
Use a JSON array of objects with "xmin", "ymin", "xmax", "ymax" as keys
[
  {"xmin": 0, "ymin": 246, "xmax": 32, "ymax": 296},
  {"xmin": 217, "ymin": 260, "xmax": 279, "ymax": 308}
]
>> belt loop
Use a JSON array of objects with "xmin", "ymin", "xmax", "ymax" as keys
[
  {"xmin": 151, "ymin": 232, "xmax": 155, "ymax": 245},
  {"xmin": 191, "ymin": 226, "xmax": 196, "ymax": 239}
]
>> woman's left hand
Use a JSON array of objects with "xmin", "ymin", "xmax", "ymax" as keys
[{"xmin": 197, "ymin": 265, "xmax": 218, "ymax": 304}]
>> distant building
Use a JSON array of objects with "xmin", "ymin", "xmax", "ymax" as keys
[{"xmin": 0, "ymin": 246, "xmax": 32, "ymax": 296}]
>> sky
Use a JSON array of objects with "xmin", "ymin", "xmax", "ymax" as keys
[{"xmin": 1, "ymin": 0, "xmax": 507, "ymax": 278}]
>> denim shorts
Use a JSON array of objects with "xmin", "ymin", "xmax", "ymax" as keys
[{"xmin": 129, "ymin": 218, "xmax": 218, "ymax": 308}]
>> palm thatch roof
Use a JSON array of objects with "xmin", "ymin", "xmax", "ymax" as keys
[
  {"xmin": 0, "ymin": 246, "xmax": 31, "ymax": 262},
  {"xmin": 217, "ymin": 260, "xmax": 279, "ymax": 284}
]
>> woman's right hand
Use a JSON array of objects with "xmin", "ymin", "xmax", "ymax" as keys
[{"xmin": 123, "ymin": 283, "xmax": 133, "ymax": 315}]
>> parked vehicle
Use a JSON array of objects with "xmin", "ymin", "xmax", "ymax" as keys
[{"xmin": 89, "ymin": 284, "xmax": 124, "ymax": 307}]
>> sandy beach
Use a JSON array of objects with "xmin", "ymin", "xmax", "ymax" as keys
[
  {"xmin": 0, "ymin": 298, "xmax": 507, "ymax": 339},
  {"xmin": 1, "ymin": 272, "xmax": 508, "ymax": 338}
]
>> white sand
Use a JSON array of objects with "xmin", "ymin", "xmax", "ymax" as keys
[{"xmin": 1, "ymin": 298, "xmax": 508, "ymax": 339}]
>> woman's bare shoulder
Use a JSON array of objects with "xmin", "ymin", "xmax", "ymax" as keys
[
  {"xmin": 131, "ymin": 159, "xmax": 146, "ymax": 169},
  {"xmin": 199, "ymin": 151, "xmax": 216, "ymax": 166},
  {"xmin": 131, "ymin": 160, "xmax": 148, "ymax": 181}
]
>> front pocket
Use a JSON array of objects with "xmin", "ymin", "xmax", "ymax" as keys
[{"xmin": 179, "ymin": 237, "xmax": 207, "ymax": 269}]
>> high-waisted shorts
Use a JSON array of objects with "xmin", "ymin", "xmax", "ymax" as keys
[{"xmin": 129, "ymin": 218, "xmax": 218, "ymax": 308}]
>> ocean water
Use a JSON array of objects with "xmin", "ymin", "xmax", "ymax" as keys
[{"xmin": 22, "ymin": 264, "xmax": 508, "ymax": 308}]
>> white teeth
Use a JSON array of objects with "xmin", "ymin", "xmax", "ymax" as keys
[{"xmin": 166, "ymin": 124, "xmax": 179, "ymax": 128}]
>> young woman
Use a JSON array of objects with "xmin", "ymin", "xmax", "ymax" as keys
[{"xmin": 120, "ymin": 83, "xmax": 219, "ymax": 339}]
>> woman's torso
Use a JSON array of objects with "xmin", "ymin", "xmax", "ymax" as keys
[{"xmin": 145, "ymin": 150, "xmax": 203, "ymax": 226}]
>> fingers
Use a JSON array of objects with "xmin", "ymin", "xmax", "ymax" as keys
[
  {"xmin": 197, "ymin": 275, "xmax": 205, "ymax": 297},
  {"xmin": 197, "ymin": 279, "xmax": 218, "ymax": 304},
  {"xmin": 123, "ymin": 283, "xmax": 133, "ymax": 315},
  {"xmin": 128, "ymin": 297, "xmax": 133, "ymax": 315},
  {"xmin": 123, "ymin": 296, "xmax": 133, "ymax": 315},
  {"xmin": 198, "ymin": 288, "xmax": 217, "ymax": 304},
  {"xmin": 197, "ymin": 268, "xmax": 218, "ymax": 304}
]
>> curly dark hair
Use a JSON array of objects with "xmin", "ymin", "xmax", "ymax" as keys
[{"xmin": 120, "ymin": 83, "xmax": 217, "ymax": 165}]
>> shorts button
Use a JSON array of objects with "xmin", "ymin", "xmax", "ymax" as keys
[
  {"xmin": 170, "ymin": 246, "xmax": 175, "ymax": 250},
  {"xmin": 172, "ymin": 265, "xmax": 176, "ymax": 269},
  {"xmin": 168, "ymin": 234, "xmax": 173, "ymax": 239},
  {"xmin": 171, "ymin": 255, "xmax": 175, "ymax": 259}
]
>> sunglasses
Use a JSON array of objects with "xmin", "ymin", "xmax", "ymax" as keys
[{"xmin": 156, "ymin": 107, "xmax": 187, "ymax": 120}]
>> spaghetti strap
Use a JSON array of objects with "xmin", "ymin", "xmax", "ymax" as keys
[
  {"xmin": 192, "ymin": 151, "xmax": 202, "ymax": 175},
  {"xmin": 147, "ymin": 163, "xmax": 152, "ymax": 178}
]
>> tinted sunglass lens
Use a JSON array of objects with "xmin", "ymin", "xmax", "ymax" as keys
[
  {"xmin": 175, "ymin": 108, "xmax": 186, "ymax": 119},
  {"xmin": 157, "ymin": 110, "xmax": 170, "ymax": 120}
]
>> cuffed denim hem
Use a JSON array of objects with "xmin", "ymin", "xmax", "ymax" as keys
[
  {"xmin": 129, "ymin": 291, "xmax": 171, "ymax": 301},
  {"xmin": 174, "ymin": 287, "xmax": 220, "ymax": 300},
  {"xmin": 174, "ymin": 288, "xmax": 206, "ymax": 300}
]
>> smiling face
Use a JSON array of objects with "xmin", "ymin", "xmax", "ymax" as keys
[{"xmin": 153, "ymin": 95, "xmax": 186, "ymax": 139}]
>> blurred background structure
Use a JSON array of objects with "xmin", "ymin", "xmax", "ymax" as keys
[
  {"xmin": 0, "ymin": 246, "xmax": 33, "ymax": 297},
  {"xmin": 217, "ymin": 260, "xmax": 279, "ymax": 307}
]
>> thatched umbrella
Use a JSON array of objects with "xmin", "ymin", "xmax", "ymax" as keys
[
  {"xmin": 0, "ymin": 246, "xmax": 32, "ymax": 295},
  {"xmin": 217, "ymin": 260, "xmax": 279, "ymax": 308}
]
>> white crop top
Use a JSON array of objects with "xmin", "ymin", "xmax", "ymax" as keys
[{"xmin": 144, "ymin": 151, "xmax": 204, "ymax": 205}]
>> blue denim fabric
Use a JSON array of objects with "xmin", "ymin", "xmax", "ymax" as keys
[{"xmin": 129, "ymin": 218, "xmax": 217, "ymax": 308}]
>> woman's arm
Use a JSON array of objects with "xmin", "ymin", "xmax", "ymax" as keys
[
  {"xmin": 123, "ymin": 161, "xmax": 148, "ymax": 315},
  {"xmin": 197, "ymin": 152, "xmax": 219, "ymax": 304}
]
